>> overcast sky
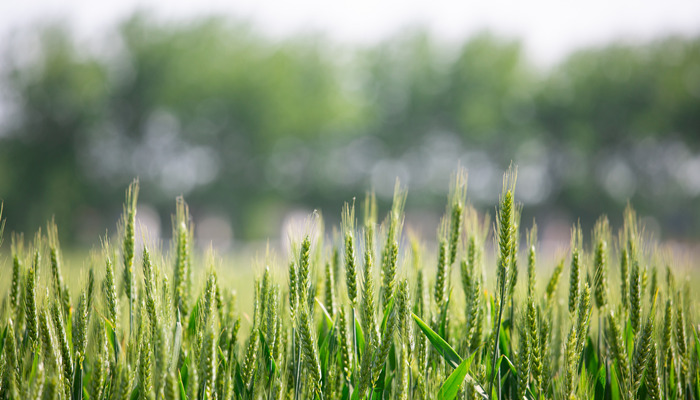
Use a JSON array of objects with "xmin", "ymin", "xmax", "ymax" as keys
[{"xmin": 2, "ymin": 0, "xmax": 700, "ymax": 66}]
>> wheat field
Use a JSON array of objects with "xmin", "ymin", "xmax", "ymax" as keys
[{"xmin": 0, "ymin": 167, "xmax": 698, "ymax": 400}]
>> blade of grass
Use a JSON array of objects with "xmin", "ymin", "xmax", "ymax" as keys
[
  {"xmin": 438, "ymin": 351, "xmax": 476, "ymax": 400},
  {"xmin": 412, "ymin": 312, "xmax": 461, "ymax": 368},
  {"xmin": 316, "ymin": 297, "xmax": 335, "ymax": 330},
  {"xmin": 412, "ymin": 312, "xmax": 487, "ymax": 398}
]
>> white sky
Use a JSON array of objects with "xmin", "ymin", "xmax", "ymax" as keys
[{"xmin": 1, "ymin": 0, "xmax": 700, "ymax": 66}]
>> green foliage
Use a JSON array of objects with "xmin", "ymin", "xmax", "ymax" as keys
[
  {"xmin": 2, "ymin": 18, "xmax": 700, "ymax": 243},
  {"xmin": 438, "ymin": 352, "xmax": 476, "ymax": 400},
  {"xmin": 0, "ymin": 170, "xmax": 698, "ymax": 400}
]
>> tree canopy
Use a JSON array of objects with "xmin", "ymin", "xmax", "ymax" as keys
[{"xmin": 1, "ymin": 14, "xmax": 699, "ymax": 242}]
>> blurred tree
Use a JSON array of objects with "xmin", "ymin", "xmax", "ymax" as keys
[
  {"xmin": 358, "ymin": 30, "xmax": 451, "ymax": 155},
  {"xmin": 92, "ymin": 15, "xmax": 365, "ymax": 238},
  {"xmin": 535, "ymin": 36, "xmax": 700, "ymax": 234},
  {"xmin": 1, "ymin": 15, "xmax": 699, "ymax": 242},
  {"xmin": 446, "ymin": 33, "xmax": 539, "ymax": 147},
  {"xmin": 0, "ymin": 25, "xmax": 109, "ymax": 237}
]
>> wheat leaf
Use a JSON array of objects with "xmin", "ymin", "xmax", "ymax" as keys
[{"xmin": 438, "ymin": 351, "xmax": 476, "ymax": 400}]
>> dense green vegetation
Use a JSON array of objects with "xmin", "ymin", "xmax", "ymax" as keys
[
  {"xmin": 0, "ymin": 169, "xmax": 698, "ymax": 399},
  {"xmin": 1, "ymin": 15, "xmax": 700, "ymax": 240}
]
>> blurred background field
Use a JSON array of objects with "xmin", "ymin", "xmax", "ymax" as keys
[{"xmin": 0, "ymin": 1, "xmax": 700, "ymax": 254}]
